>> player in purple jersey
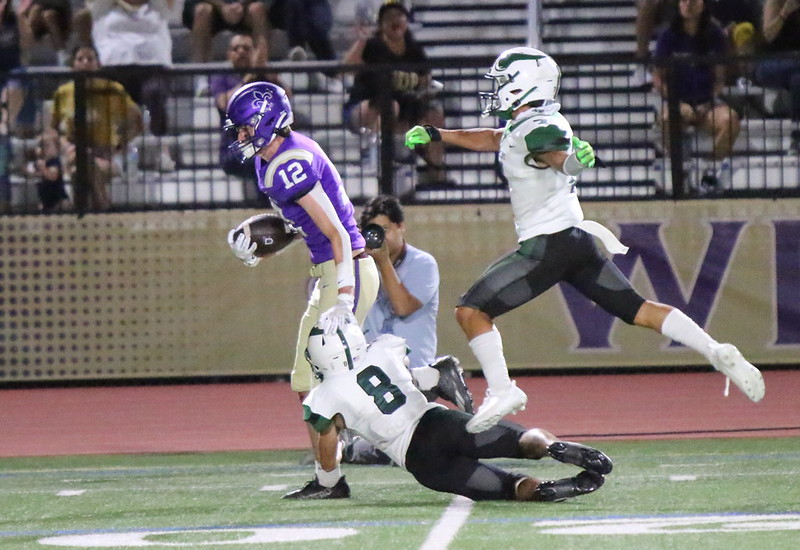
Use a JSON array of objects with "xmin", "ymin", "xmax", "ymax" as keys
[{"xmin": 224, "ymin": 81, "xmax": 380, "ymax": 499}]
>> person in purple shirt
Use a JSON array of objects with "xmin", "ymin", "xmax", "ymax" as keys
[
  {"xmin": 652, "ymin": 0, "xmax": 741, "ymax": 190},
  {"xmin": 224, "ymin": 81, "xmax": 380, "ymax": 500}
]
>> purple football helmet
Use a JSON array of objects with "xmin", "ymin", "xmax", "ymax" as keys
[{"xmin": 224, "ymin": 82, "xmax": 294, "ymax": 161}]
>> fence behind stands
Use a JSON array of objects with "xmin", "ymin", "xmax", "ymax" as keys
[{"xmin": 2, "ymin": 52, "xmax": 800, "ymax": 216}]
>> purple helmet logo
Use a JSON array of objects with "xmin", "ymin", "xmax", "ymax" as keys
[{"xmin": 224, "ymin": 82, "xmax": 294, "ymax": 162}]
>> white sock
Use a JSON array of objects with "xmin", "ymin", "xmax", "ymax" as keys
[
  {"xmin": 660, "ymin": 309, "xmax": 717, "ymax": 360},
  {"xmin": 410, "ymin": 366, "xmax": 439, "ymax": 391},
  {"xmin": 315, "ymin": 461, "xmax": 341, "ymax": 488},
  {"xmin": 469, "ymin": 326, "xmax": 512, "ymax": 391}
]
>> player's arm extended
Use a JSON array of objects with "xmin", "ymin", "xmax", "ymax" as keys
[
  {"xmin": 405, "ymin": 125, "xmax": 502, "ymax": 152},
  {"xmin": 440, "ymin": 127, "xmax": 503, "ymax": 151},
  {"xmin": 297, "ymin": 183, "xmax": 354, "ymax": 294}
]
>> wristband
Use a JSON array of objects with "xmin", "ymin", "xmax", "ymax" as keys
[
  {"xmin": 336, "ymin": 260, "xmax": 355, "ymax": 290},
  {"xmin": 562, "ymin": 152, "xmax": 586, "ymax": 177},
  {"xmin": 423, "ymin": 125, "xmax": 442, "ymax": 142}
]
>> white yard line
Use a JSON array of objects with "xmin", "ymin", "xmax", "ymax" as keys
[
  {"xmin": 419, "ymin": 495, "xmax": 473, "ymax": 550},
  {"xmin": 56, "ymin": 489, "xmax": 86, "ymax": 496}
]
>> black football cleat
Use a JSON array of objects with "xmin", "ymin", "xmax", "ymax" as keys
[
  {"xmin": 548, "ymin": 441, "xmax": 613, "ymax": 475},
  {"xmin": 532, "ymin": 471, "xmax": 605, "ymax": 502},
  {"xmin": 431, "ymin": 356, "xmax": 474, "ymax": 414},
  {"xmin": 282, "ymin": 476, "xmax": 351, "ymax": 500}
]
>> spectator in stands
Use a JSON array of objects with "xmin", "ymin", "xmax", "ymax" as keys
[
  {"xmin": 182, "ymin": 0, "xmax": 271, "ymax": 95},
  {"xmin": 272, "ymin": 0, "xmax": 343, "ymax": 93},
  {"xmin": 1, "ymin": 0, "xmax": 20, "ymax": 212},
  {"xmin": 17, "ymin": 0, "xmax": 72, "ymax": 65},
  {"xmin": 2, "ymin": 0, "xmax": 39, "ymax": 139},
  {"xmin": 1, "ymin": 0, "xmax": 21, "ymax": 75},
  {"xmin": 707, "ymin": 0, "xmax": 763, "ymax": 85},
  {"xmin": 0, "ymin": 88, "xmax": 10, "ymax": 214},
  {"xmin": 42, "ymin": 45, "xmax": 143, "ymax": 212},
  {"xmin": 634, "ymin": 0, "xmax": 762, "ymax": 87},
  {"xmin": 652, "ymin": 0, "xmax": 741, "ymax": 190},
  {"xmin": 633, "ymin": 0, "xmax": 673, "ymax": 88},
  {"xmin": 87, "ymin": 0, "xmax": 176, "ymax": 171},
  {"xmin": 754, "ymin": 0, "xmax": 800, "ymax": 147},
  {"xmin": 34, "ymin": 133, "xmax": 70, "ymax": 213},
  {"xmin": 210, "ymin": 32, "xmax": 290, "ymax": 202},
  {"xmin": 342, "ymin": 0, "xmax": 450, "ymax": 187},
  {"xmin": 0, "ymin": 128, "xmax": 8, "ymax": 213}
]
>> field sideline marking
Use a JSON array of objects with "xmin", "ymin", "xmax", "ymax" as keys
[
  {"xmin": 419, "ymin": 495, "xmax": 473, "ymax": 550},
  {"xmin": 14, "ymin": 512, "xmax": 800, "ymax": 546}
]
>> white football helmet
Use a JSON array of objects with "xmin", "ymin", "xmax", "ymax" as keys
[
  {"xmin": 480, "ymin": 47, "xmax": 562, "ymax": 120},
  {"xmin": 306, "ymin": 323, "xmax": 367, "ymax": 380}
]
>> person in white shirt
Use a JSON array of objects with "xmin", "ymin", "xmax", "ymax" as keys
[{"xmin": 88, "ymin": 0, "xmax": 176, "ymax": 170}]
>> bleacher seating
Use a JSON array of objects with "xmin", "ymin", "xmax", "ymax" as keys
[{"xmin": 5, "ymin": 0, "xmax": 799, "ymax": 213}]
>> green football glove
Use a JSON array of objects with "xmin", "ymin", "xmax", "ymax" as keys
[
  {"xmin": 572, "ymin": 136, "xmax": 596, "ymax": 168},
  {"xmin": 404, "ymin": 125, "xmax": 441, "ymax": 149}
]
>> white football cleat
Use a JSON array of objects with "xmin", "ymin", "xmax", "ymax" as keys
[
  {"xmin": 466, "ymin": 381, "xmax": 527, "ymax": 433},
  {"xmin": 709, "ymin": 343, "xmax": 765, "ymax": 402}
]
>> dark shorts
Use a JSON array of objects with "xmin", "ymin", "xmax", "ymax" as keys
[
  {"xmin": 404, "ymin": 407, "xmax": 527, "ymax": 501},
  {"xmin": 396, "ymin": 94, "xmax": 435, "ymax": 126},
  {"xmin": 458, "ymin": 227, "xmax": 645, "ymax": 324},
  {"xmin": 182, "ymin": 0, "xmax": 270, "ymax": 33},
  {"xmin": 342, "ymin": 95, "xmax": 440, "ymax": 133}
]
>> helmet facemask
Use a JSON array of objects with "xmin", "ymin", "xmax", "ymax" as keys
[
  {"xmin": 224, "ymin": 109, "xmax": 290, "ymax": 162},
  {"xmin": 224, "ymin": 82, "xmax": 294, "ymax": 162},
  {"xmin": 480, "ymin": 70, "xmax": 522, "ymax": 120}
]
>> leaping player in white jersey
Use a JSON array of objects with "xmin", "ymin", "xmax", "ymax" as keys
[
  {"xmin": 404, "ymin": 47, "xmax": 765, "ymax": 433},
  {"xmin": 303, "ymin": 321, "xmax": 613, "ymax": 502}
]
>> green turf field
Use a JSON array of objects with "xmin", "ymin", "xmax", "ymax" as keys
[{"xmin": 2, "ymin": 437, "xmax": 799, "ymax": 549}]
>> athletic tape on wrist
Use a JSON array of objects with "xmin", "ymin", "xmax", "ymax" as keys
[
  {"xmin": 336, "ymin": 261, "xmax": 355, "ymax": 290},
  {"xmin": 562, "ymin": 152, "xmax": 586, "ymax": 177}
]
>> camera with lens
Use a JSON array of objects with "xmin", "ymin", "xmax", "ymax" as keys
[{"xmin": 362, "ymin": 223, "xmax": 385, "ymax": 249}]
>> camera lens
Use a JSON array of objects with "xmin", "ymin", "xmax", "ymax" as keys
[{"xmin": 362, "ymin": 223, "xmax": 385, "ymax": 249}]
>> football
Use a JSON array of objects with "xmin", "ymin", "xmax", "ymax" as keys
[{"xmin": 232, "ymin": 213, "xmax": 301, "ymax": 258}]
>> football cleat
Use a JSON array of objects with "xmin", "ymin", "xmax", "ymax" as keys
[
  {"xmin": 281, "ymin": 476, "xmax": 351, "ymax": 500},
  {"xmin": 532, "ymin": 471, "xmax": 605, "ymax": 502},
  {"xmin": 431, "ymin": 356, "xmax": 474, "ymax": 414},
  {"xmin": 548, "ymin": 441, "xmax": 613, "ymax": 475},
  {"xmin": 708, "ymin": 343, "xmax": 765, "ymax": 402},
  {"xmin": 466, "ymin": 381, "xmax": 527, "ymax": 433}
]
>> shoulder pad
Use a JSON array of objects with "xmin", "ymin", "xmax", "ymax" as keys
[{"xmin": 516, "ymin": 119, "xmax": 571, "ymax": 155}]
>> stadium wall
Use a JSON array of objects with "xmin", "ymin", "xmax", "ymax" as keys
[{"xmin": 1, "ymin": 198, "xmax": 798, "ymax": 383}]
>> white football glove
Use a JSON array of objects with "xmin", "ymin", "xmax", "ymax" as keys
[
  {"xmin": 227, "ymin": 229, "xmax": 261, "ymax": 267},
  {"xmin": 319, "ymin": 293, "xmax": 356, "ymax": 335}
]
